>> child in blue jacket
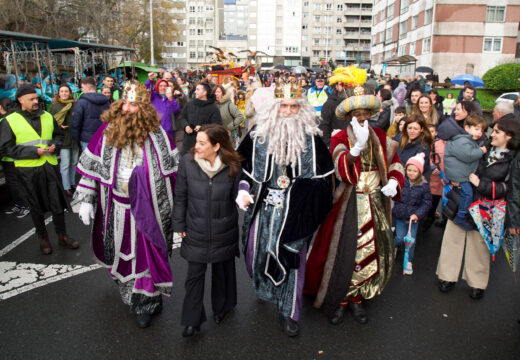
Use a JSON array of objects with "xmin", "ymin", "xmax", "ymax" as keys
[{"xmin": 393, "ymin": 152, "xmax": 432, "ymax": 275}]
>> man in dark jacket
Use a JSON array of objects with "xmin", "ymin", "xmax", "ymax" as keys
[
  {"xmin": 319, "ymin": 80, "xmax": 348, "ymax": 148},
  {"xmin": 178, "ymin": 82, "xmax": 222, "ymax": 154},
  {"xmin": 71, "ymin": 77, "xmax": 110, "ymax": 150},
  {"xmin": 0, "ymin": 84, "xmax": 77, "ymax": 254}
]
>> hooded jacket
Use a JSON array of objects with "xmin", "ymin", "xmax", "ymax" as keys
[
  {"xmin": 444, "ymin": 133, "xmax": 484, "ymax": 183},
  {"xmin": 178, "ymin": 94, "xmax": 222, "ymax": 154},
  {"xmin": 71, "ymin": 92, "xmax": 110, "ymax": 143}
]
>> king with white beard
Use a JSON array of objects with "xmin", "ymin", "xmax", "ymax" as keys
[{"xmin": 236, "ymin": 80, "xmax": 334, "ymax": 337}]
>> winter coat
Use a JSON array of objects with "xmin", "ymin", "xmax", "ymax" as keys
[
  {"xmin": 215, "ymin": 92, "xmax": 244, "ymax": 132},
  {"xmin": 444, "ymin": 134, "xmax": 484, "ymax": 183},
  {"xmin": 71, "ymin": 92, "xmax": 110, "ymax": 143},
  {"xmin": 172, "ymin": 153, "xmax": 240, "ymax": 263},
  {"xmin": 369, "ymin": 100, "xmax": 392, "ymax": 131},
  {"xmin": 178, "ymin": 95, "xmax": 222, "ymax": 154},
  {"xmin": 149, "ymin": 89, "xmax": 181, "ymax": 138},
  {"xmin": 429, "ymin": 138, "xmax": 446, "ymax": 196},
  {"xmin": 437, "ymin": 116, "xmax": 465, "ymax": 141},
  {"xmin": 506, "ymin": 152, "xmax": 520, "ymax": 229},
  {"xmin": 50, "ymin": 102, "xmax": 76, "ymax": 149},
  {"xmin": 393, "ymin": 82, "xmax": 407, "ymax": 106},
  {"xmin": 319, "ymin": 89, "xmax": 347, "ymax": 148},
  {"xmin": 392, "ymin": 177, "xmax": 432, "ymax": 220},
  {"xmin": 397, "ymin": 134, "xmax": 432, "ymax": 178}
]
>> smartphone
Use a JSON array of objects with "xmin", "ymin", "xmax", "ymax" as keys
[{"xmin": 166, "ymin": 87, "xmax": 172, "ymax": 95}]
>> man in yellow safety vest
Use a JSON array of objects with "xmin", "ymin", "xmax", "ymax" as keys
[{"xmin": 0, "ymin": 84, "xmax": 78, "ymax": 254}]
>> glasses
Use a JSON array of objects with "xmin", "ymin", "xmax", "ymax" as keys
[{"xmin": 280, "ymin": 104, "xmax": 300, "ymax": 110}]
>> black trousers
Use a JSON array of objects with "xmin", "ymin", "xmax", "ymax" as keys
[
  {"xmin": 31, "ymin": 211, "xmax": 66, "ymax": 236},
  {"xmin": 1, "ymin": 160, "xmax": 27, "ymax": 207},
  {"xmin": 181, "ymin": 258, "xmax": 237, "ymax": 327}
]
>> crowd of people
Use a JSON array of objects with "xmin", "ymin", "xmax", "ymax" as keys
[{"xmin": 0, "ymin": 64, "xmax": 519, "ymax": 338}]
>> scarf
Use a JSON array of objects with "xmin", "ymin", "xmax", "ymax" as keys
[
  {"xmin": 194, "ymin": 153, "xmax": 226, "ymax": 178},
  {"xmin": 487, "ymin": 147, "xmax": 509, "ymax": 166},
  {"xmin": 53, "ymin": 99, "xmax": 75, "ymax": 126}
]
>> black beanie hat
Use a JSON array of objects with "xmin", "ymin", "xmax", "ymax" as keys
[{"xmin": 15, "ymin": 84, "xmax": 37, "ymax": 100}]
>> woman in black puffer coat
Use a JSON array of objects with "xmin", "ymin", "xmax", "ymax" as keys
[{"xmin": 173, "ymin": 124, "xmax": 242, "ymax": 338}]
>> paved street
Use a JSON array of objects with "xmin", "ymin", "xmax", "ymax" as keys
[{"xmin": 0, "ymin": 200, "xmax": 519, "ymax": 360}]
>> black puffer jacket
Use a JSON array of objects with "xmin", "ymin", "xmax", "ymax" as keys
[
  {"xmin": 172, "ymin": 153, "xmax": 240, "ymax": 263},
  {"xmin": 319, "ymin": 90, "xmax": 347, "ymax": 148},
  {"xmin": 71, "ymin": 92, "xmax": 110, "ymax": 143},
  {"xmin": 178, "ymin": 95, "xmax": 222, "ymax": 154}
]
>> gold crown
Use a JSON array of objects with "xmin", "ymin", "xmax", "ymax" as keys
[
  {"xmin": 274, "ymin": 79, "xmax": 303, "ymax": 99},
  {"xmin": 122, "ymin": 81, "xmax": 150, "ymax": 103}
]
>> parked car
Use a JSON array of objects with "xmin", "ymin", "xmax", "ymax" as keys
[{"xmin": 495, "ymin": 92, "xmax": 519, "ymax": 104}]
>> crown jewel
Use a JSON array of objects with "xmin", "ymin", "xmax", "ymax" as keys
[
  {"xmin": 122, "ymin": 82, "xmax": 150, "ymax": 103},
  {"xmin": 274, "ymin": 79, "xmax": 303, "ymax": 99}
]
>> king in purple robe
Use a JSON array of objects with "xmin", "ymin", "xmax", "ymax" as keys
[{"xmin": 75, "ymin": 81, "xmax": 179, "ymax": 328}]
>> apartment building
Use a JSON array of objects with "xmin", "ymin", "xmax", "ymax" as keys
[{"xmin": 371, "ymin": 0, "xmax": 520, "ymax": 78}]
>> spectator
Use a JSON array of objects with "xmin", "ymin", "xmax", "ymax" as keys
[
  {"xmin": 387, "ymin": 106, "xmax": 407, "ymax": 139},
  {"xmin": 393, "ymin": 81, "xmax": 407, "ymax": 107},
  {"xmin": 307, "ymin": 74, "xmax": 330, "ymax": 118},
  {"xmin": 393, "ymin": 152, "xmax": 432, "ymax": 275},
  {"xmin": 442, "ymin": 92, "xmax": 456, "ymax": 116},
  {"xmin": 100, "ymin": 85, "xmax": 113, "ymax": 103},
  {"xmin": 398, "ymin": 114, "xmax": 433, "ymax": 179},
  {"xmin": 99, "ymin": 75, "xmax": 120, "ymax": 101},
  {"xmin": 71, "ymin": 77, "xmax": 110, "ymax": 150},
  {"xmin": 178, "ymin": 82, "xmax": 222, "ymax": 154},
  {"xmin": 145, "ymin": 73, "xmax": 181, "ymax": 139},
  {"xmin": 492, "ymin": 101, "xmax": 514, "ymax": 125},
  {"xmin": 413, "ymin": 94, "xmax": 440, "ymax": 125},
  {"xmin": 429, "ymin": 89, "xmax": 444, "ymax": 117},
  {"xmin": 319, "ymin": 77, "xmax": 348, "ymax": 148},
  {"xmin": 213, "ymin": 85, "xmax": 244, "ymax": 148},
  {"xmin": 369, "ymin": 88, "xmax": 392, "ymax": 131},
  {"xmin": 426, "ymin": 124, "xmax": 448, "ymax": 228},
  {"xmin": 405, "ymin": 88, "xmax": 422, "ymax": 115},
  {"xmin": 50, "ymin": 84, "xmax": 78, "ymax": 197},
  {"xmin": 456, "ymin": 85, "xmax": 482, "ymax": 116}
]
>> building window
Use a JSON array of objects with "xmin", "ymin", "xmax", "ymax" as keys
[
  {"xmin": 385, "ymin": 27, "xmax": 393, "ymax": 44},
  {"xmin": 400, "ymin": 0, "xmax": 409, "ymax": 14},
  {"xmin": 313, "ymin": 26, "xmax": 321, "ymax": 34},
  {"xmin": 337, "ymin": 16, "xmax": 342, "ymax": 23},
  {"xmin": 410, "ymin": 41, "xmax": 416, "ymax": 55},
  {"xmin": 336, "ymin": 28, "xmax": 342, "ymax": 35},
  {"xmin": 337, "ymin": 4, "xmax": 343, "ymax": 11},
  {"xmin": 411, "ymin": 15, "xmax": 418, "ymax": 30},
  {"xmin": 486, "ymin": 6, "xmax": 506, "ymax": 22},
  {"xmin": 205, "ymin": 5, "xmax": 213, "ymax": 11},
  {"xmin": 324, "ymin": 38, "xmax": 332, "ymax": 46},
  {"xmin": 189, "ymin": 40, "xmax": 195, "ymax": 46},
  {"xmin": 285, "ymin": 46, "xmax": 299, "ymax": 53},
  {"xmin": 313, "ymin": 50, "xmax": 320, "ymax": 57},
  {"xmin": 387, "ymin": 3, "xmax": 394, "ymax": 21},
  {"xmin": 326, "ymin": 3, "xmax": 332, "ymax": 11},
  {"xmin": 325, "ymin": 15, "xmax": 332, "ymax": 22},
  {"xmin": 399, "ymin": 20, "xmax": 407, "ymax": 39},
  {"xmin": 313, "ymin": 38, "xmax": 320, "ymax": 45},
  {"xmin": 189, "ymin": 17, "xmax": 195, "ymax": 25},
  {"xmin": 336, "ymin": 38, "xmax": 342, "ymax": 45},
  {"xmin": 302, "ymin": 25, "xmax": 308, "ymax": 30},
  {"xmin": 324, "ymin": 50, "xmax": 331, "ymax": 57},
  {"xmin": 189, "ymin": 6, "xmax": 195, "ymax": 13},
  {"xmin": 483, "ymin": 37, "xmax": 502, "ymax": 52},
  {"xmin": 198, "ymin": 51, "xmax": 204, "ymax": 58},
  {"xmin": 315, "ymin": 15, "xmax": 321, "ymax": 22},
  {"xmin": 189, "ymin": 51, "xmax": 196, "ymax": 59},
  {"xmin": 314, "ymin": 3, "xmax": 321, "ymax": 11},
  {"xmin": 398, "ymin": 45, "xmax": 405, "ymax": 56},
  {"xmin": 424, "ymin": 8, "xmax": 433, "ymax": 25},
  {"xmin": 197, "ymin": 29, "xmax": 203, "ymax": 35},
  {"xmin": 197, "ymin": 6, "xmax": 203, "ymax": 12},
  {"xmin": 189, "ymin": 29, "xmax": 195, "ymax": 35},
  {"xmin": 303, "ymin": 1, "xmax": 309, "ymax": 6},
  {"xmin": 324, "ymin": 26, "xmax": 332, "ymax": 35},
  {"xmin": 423, "ymin": 38, "xmax": 431, "ymax": 53}
]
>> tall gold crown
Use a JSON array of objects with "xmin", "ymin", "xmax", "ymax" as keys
[
  {"xmin": 274, "ymin": 79, "xmax": 303, "ymax": 99},
  {"xmin": 122, "ymin": 81, "xmax": 150, "ymax": 103}
]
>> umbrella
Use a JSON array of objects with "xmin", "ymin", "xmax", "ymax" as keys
[
  {"xmin": 451, "ymin": 74, "xmax": 485, "ymax": 87},
  {"xmin": 292, "ymin": 66, "xmax": 308, "ymax": 74},
  {"xmin": 311, "ymin": 67, "xmax": 325, "ymax": 73},
  {"xmin": 469, "ymin": 198, "xmax": 507, "ymax": 260},
  {"xmin": 403, "ymin": 220, "xmax": 416, "ymax": 273},
  {"xmin": 274, "ymin": 65, "xmax": 291, "ymax": 71},
  {"xmin": 416, "ymin": 66, "xmax": 433, "ymax": 73},
  {"xmin": 502, "ymin": 232, "xmax": 519, "ymax": 273}
]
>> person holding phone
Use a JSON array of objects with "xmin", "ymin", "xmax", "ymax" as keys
[{"xmin": 145, "ymin": 72, "xmax": 181, "ymax": 139}]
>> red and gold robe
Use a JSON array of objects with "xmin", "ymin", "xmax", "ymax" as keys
[{"xmin": 305, "ymin": 125, "xmax": 405, "ymax": 317}]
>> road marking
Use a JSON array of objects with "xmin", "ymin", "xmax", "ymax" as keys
[
  {"xmin": 0, "ymin": 217, "xmax": 52, "ymax": 257},
  {"xmin": 0, "ymin": 261, "xmax": 101, "ymax": 300}
]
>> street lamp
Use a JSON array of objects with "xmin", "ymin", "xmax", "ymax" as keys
[{"xmin": 150, "ymin": 0, "xmax": 155, "ymax": 66}]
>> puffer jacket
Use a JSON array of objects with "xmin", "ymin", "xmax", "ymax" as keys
[
  {"xmin": 392, "ymin": 177, "xmax": 432, "ymax": 220},
  {"xmin": 71, "ymin": 92, "xmax": 110, "ymax": 143},
  {"xmin": 215, "ymin": 92, "xmax": 244, "ymax": 132},
  {"xmin": 172, "ymin": 153, "xmax": 240, "ymax": 263},
  {"xmin": 319, "ymin": 89, "xmax": 347, "ymax": 148},
  {"xmin": 178, "ymin": 94, "xmax": 222, "ymax": 154},
  {"xmin": 397, "ymin": 134, "xmax": 432, "ymax": 178},
  {"xmin": 444, "ymin": 134, "xmax": 484, "ymax": 183}
]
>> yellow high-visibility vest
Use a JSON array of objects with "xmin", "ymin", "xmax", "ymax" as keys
[{"xmin": 5, "ymin": 111, "xmax": 58, "ymax": 167}]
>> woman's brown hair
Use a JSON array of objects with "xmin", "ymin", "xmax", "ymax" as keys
[
  {"xmin": 212, "ymin": 84, "xmax": 227, "ymax": 97},
  {"xmin": 412, "ymin": 95, "xmax": 438, "ymax": 125},
  {"xmin": 400, "ymin": 114, "xmax": 433, "ymax": 150},
  {"xmin": 190, "ymin": 124, "xmax": 242, "ymax": 177},
  {"xmin": 52, "ymin": 84, "xmax": 74, "ymax": 104}
]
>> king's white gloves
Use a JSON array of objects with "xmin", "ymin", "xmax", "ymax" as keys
[
  {"xmin": 381, "ymin": 179, "xmax": 399, "ymax": 197},
  {"xmin": 350, "ymin": 117, "xmax": 369, "ymax": 157},
  {"xmin": 79, "ymin": 202, "xmax": 95, "ymax": 226},
  {"xmin": 235, "ymin": 190, "xmax": 254, "ymax": 211}
]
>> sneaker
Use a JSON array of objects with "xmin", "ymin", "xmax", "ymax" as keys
[
  {"xmin": 4, "ymin": 204, "xmax": 20, "ymax": 215},
  {"xmin": 15, "ymin": 207, "xmax": 30, "ymax": 219},
  {"xmin": 403, "ymin": 262, "xmax": 413, "ymax": 275}
]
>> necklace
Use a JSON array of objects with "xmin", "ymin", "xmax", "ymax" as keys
[{"xmin": 276, "ymin": 166, "xmax": 290, "ymax": 189}]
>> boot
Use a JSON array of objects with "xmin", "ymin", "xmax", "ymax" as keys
[
  {"xmin": 38, "ymin": 233, "xmax": 52, "ymax": 255},
  {"xmin": 349, "ymin": 301, "xmax": 368, "ymax": 324},
  {"xmin": 57, "ymin": 234, "xmax": 79, "ymax": 249},
  {"xmin": 329, "ymin": 306, "xmax": 346, "ymax": 325}
]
